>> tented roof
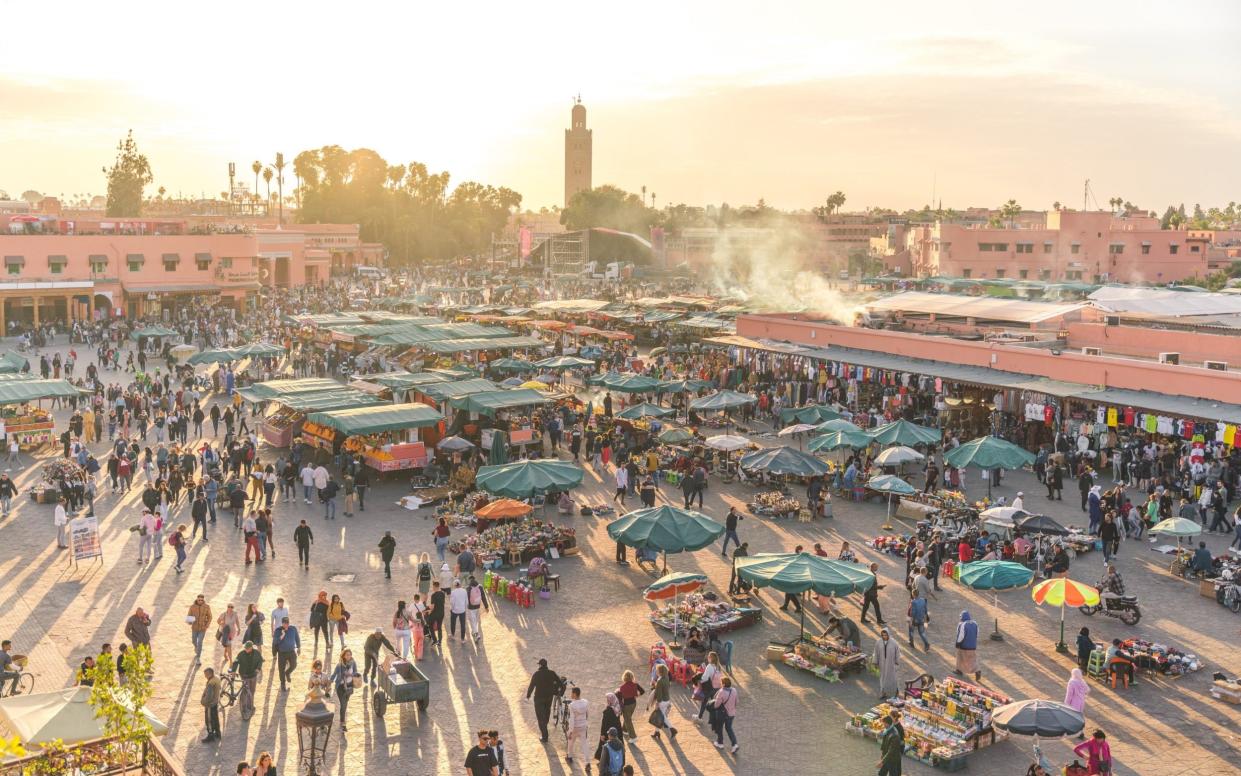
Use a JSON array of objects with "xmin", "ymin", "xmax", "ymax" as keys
[
  {"xmin": 1088, "ymin": 287, "xmax": 1241, "ymax": 318},
  {"xmin": 241, "ymin": 378, "xmax": 341, "ymax": 400},
  {"xmin": 449, "ymin": 388, "xmax": 550, "ymax": 416},
  {"xmin": 307, "ymin": 403, "xmax": 443, "ymax": 435},
  {"xmin": 370, "ymin": 372, "xmax": 451, "ymax": 389},
  {"xmin": 0, "ymin": 379, "xmax": 88, "ymax": 403},
  {"xmin": 423, "ymin": 336, "xmax": 547, "ymax": 354},
  {"xmin": 866, "ymin": 292, "xmax": 1085, "ymax": 323},
  {"xmin": 531, "ymin": 299, "xmax": 611, "ymax": 312},
  {"xmin": 417, "ymin": 378, "xmax": 500, "ymax": 401}
]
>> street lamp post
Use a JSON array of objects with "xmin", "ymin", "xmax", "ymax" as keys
[{"xmin": 295, "ymin": 692, "xmax": 334, "ymax": 775}]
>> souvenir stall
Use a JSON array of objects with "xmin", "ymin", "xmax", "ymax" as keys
[
  {"xmin": 894, "ymin": 490, "xmax": 975, "ymax": 529},
  {"xmin": 648, "ymin": 592, "xmax": 761, "ymax": 636},
  {"xmin": 253, "ymin": 388, "xmax": 381, "ymax": 448},
  {"xmin": 449, "ymin": 518, "xmax": 577, "ymax": 566},
  {"xmin": 305, "ymin": 403, "xmax": 444, "ymax": 472},
  {"xmin": 2, "ymin": 404, "xmax": 54, "ymax": 450},
  {"xmin": 450, "ymin": 389, "xmax": 551, "ymax": 453},
  {"xmin": 1084, "ymin": 636, "xmax": 1203, "ymax": 681},
  {"xmin": 773, "ymin": 637, "xmax": 867, "ymax": 683},
  {"xmin": 846, "ymin": 677, "xmax": 1012, "ymax": 771},
  {"xmin": 30, "ymin": 458, "xmax": 84, "ymax": 503}
]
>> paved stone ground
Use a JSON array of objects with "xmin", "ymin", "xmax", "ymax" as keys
[{"xmin": 1, "ymin": 343, "xmax": 1238, "ymax": 775}]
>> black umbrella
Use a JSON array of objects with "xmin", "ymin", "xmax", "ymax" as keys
[
  {"xmin": 992, "ymin": 699, "xmax": 1085, "ymax": 737},
  {"xmin": 1015, "ymin": 514, "xmax": 1070, "ymax": 537}
]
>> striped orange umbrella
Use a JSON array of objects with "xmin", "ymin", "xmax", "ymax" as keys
[
  {"xmin": 1031, "ymin": 578, "xmax": 1099, "ymax": 652},
  {"xmin": 474, "ymin": 498, "xmax": 533, "ymax": 520}
]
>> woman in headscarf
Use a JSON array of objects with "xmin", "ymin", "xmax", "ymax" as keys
[
  {"xmin": 595, "ymin": 692, "xmax": 625, "ymax": 762},
  {"xmin": 1064, "ymin": 668, "xmax": 1090, "ymax": 741},
  {"xmin": 954, "ymin": 610, "xmax": 980, "ymax": 680},
  {"xmin": 872, "ymin": 627, "xmax": 901, "ymax": 699}
]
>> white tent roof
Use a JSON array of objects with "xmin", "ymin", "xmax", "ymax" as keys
[
  {"xmin": 866, "ymin": 292, "xmax": 1084, "ymax": 324},
  {"xmin": 1088, "ymin": 287, "xmax": 1241, "ymax": 318},
  {"xmin": 0, "ymin": 687, "xmax": 168, "ymax": 746}
]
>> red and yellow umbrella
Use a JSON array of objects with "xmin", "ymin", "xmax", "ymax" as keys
[
  {"xmin": 1031, "ymin": 578, "xmax": 1099, "ymax": 607},
  {"xmin": 1032, "ymin": 578, "xmax": 1099, "ymax": 652},
  {"xmin": 644, "ymin": 572, "xmax": 708, "ymax": 648},
  {"xmin": 475, "ymin": 498, "xmax": 534, "ymax": 521}
]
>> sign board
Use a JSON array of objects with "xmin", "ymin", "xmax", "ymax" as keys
[
  {"xmin": 510, "ymin": 428, "xmax": 534, "ymax": 445},
  {"xmin": 480, "ymin": 428, "xmax": 494, "ymax": 450},
  {"xmin": 69, "ymin": 516, "xmax": 103, "ymax": 562}
]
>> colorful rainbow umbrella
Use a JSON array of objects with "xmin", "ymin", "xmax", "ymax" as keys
[
  {"xmin": 644, "ymin": 571, "xmax": 708, "ymax": 648},
  {"xmin": 1032, "ymin": 578, "xmax": 1099, "ymax": 652}
]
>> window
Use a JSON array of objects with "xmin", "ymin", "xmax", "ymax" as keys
[
  {"xmin": 1066, "ymin": 270, "xmax": 1083, "ymax": 280},
  {"xmin": 1170, "ymin": 244, "xmax": 1179, "ymax": 255},
  {"xmin": 220, "ymin": 257, "xmax": 233, "ymax": 268},
  {"xmin": 978, "ymin": 243, "xmax": 993, "ymax": 252},
  {"xmin": 1016, "ymin": 243, "xmax": 1033, "ymax": 254},
  {"xmin": 1040, "ymin": 269, "xmax": 1052, "ymax": 281},
  {"xmin": 89, "ymin": 254, "xmax": 108, "ymax": 276},
  {"xmin": 1019, "ymin": 269, "xmax": 1029, "ymax": 279},
  {"xmin": 1141, "ymin": 244, "xmax": 1151, "ymax": 255},
  {"xmin": 993, "ymin": 243, "xmax": 1008, "ymax": 252},
  {"xmin": 995, "ymin": 269, "xmax": 1006, "ymax": 278},
  {"xmin": 1070, "ymin": 243, "xmax": 1080, "ymax": 255},
  {"xmin": 126, "ymin": 253, "xmax": 144, "ymax": 272},
  {"xmin": 164, "ymin": 260, "xmax": 177, "ymax": 272},
  {"xmin": 47, "ymin": 255, "xmax": 66, "ymax": 274},
  {"xmin": 1043, "ymin": 242, "xmax": 1053, "ymax": 254},
  {"xmin": 962, "ymin": 268, "xmax": 972, "ymax": 278},
  {"xmin": 1190, "ymin": 245, "xmax": 1201, "ymax": 253},
  {"xmin": 1109, "ymin": 244, "xmax": 1124, "ymax": 255},
  {"xmin": 195, "ymin": 252, "xmax": 212, "ymax": 271}
]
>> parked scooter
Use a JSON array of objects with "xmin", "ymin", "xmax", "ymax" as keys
[{"xmin": 1079, "ymin": 594, "xmax": 1142, "ymax": 625}]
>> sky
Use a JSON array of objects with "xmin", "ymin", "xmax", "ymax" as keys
[{"xmin": 3, "ymin": 0, "xmax": 1240, "ymax": 213}]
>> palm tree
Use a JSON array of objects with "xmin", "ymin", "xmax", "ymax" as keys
[
  {"xmin": 1001, "ymin": 199, "xmax": 1022, "ymax": 228},
  {"xmin": 262, "ymin": 167, "xmax": 273, "ymax": 214},
  {"xmin": 274, "ymin": 152, "xmax": 287, "ymax": 225},
  {"xmin": 1053, "ymin": 201, "xmax": 1062, "ymax": 211},
  {"xmin": 829, "ymin": 190, "xmax": 847, "ymax": 214},
  {"xmin": 251, "ymin": 161, "xmax": 262, "ymax": 212}
]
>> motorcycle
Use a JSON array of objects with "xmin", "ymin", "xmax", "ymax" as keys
[{"xmin": 1079, "ymin": 594, "xmax": 1142, "ymax": 625}]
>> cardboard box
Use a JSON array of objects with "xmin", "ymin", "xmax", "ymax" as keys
[
  {"xmin": 766, "ymin": 645, "xmax": 788, "ymax": 661},
  {"xmin": 1200, "ymin": 579, "xmax": 1217, "ymax": 598}
]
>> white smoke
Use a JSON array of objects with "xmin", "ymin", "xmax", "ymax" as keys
[{"xmin": 705, "ymin": 226, "xmax": 864, "ymax": 324}]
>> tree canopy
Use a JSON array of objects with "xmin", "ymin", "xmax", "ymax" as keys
[
  {"xmin": 294, "ymin": 146, "xmax": 520, "ymax": 264},
  {"xmin": 102, "ymin": 131, "xmax": 153, "ymax": 217},
  {"xmin": 560, "ymin": 185, "xmax": 658, "ymax": 234}
]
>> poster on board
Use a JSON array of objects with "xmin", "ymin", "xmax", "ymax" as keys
[{"xmin": 69, "ymin": 516, "xmax": 103, "ymax": 563}]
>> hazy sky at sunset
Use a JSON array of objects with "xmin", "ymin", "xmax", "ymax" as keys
[{"xmin": 3, "ymin": 0, "xmax": 1239, "ymax": 212}]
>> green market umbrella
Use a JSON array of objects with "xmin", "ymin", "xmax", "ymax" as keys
[
  {"xmin": 488, "ymin": 429, "xmax": 509, "ymax": 465},
  {"xmin": 534, "ymin": 355, "xmax": 595, "ymax": 370},
  {"xmin": 617, "ymin": 402, "xmax": 675, "ymax": 420},
  {"xmin": 735, "ymin": 552, "xmax": 875, "ymax": 640},
  {"xmin": 475, "ymin": 458, "xmax": 583, "ymax": 497},
  {"xmin": 607, "ymin": 506, "xmax": 726, "ymax": 572},
  {"xmin": 130, "ymin": 325, "xmax": 178, "ymax": 340},
  {"xmin": 866, "ymin": 474, "xmax": 915, "ymax": 529},
  {"xmin": 779, "ymin": 404, "xmax": 844, "ymax": 424},
  {"xmin": 813, "ymin": 418, "xmax": 862, "ymax": 434},
  {"xmin": 1149, "ymin": 517, "xmax": 1202, "ymax": 539},
  {"xmin": 187, "ymin": 349, "xmax": 237, "ymax": 365},
  {"xmin": 867, "ymin": 419, "xmax": 942, "ymax": 447},
  {"xmin": 945, "ymin": 436, "xmax": 1035, "ymax": 470},
  {"xmin": 689, "ymin": 390, "xmax": 757, "ymax": 411},
  {"xmin": 739, "ymin": 446, "xmax": 830, "ymax": 477},
  {"xmin": 231, "ymin": 342, "xmax": 285, "ymax": 358},
  {"xmin": 490, "ymin": 357, "xmax": 536, "ymax": 372},
  {"xmin": 603, "ymin": 373, "xmax": 664, "ymax": 394},
  {"xmin": 959, "ymin": 560, "xmax": 1035, "ymax": 641},
  {"xmin": 657, "ymin": 427, "xmax": 695, "ymax": 445},
  {"xmin": 808, "ymin": 430, "xmax": 872, "ymax": 452},
  {"xmin": 656, "ymin": 378, "xmax": 715, "ymax": 394}
]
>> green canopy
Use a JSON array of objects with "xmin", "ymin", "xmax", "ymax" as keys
[
  {"xmin": 187, "ymin": 349, "xmax": 237, "ymax": 365},
  {"xmin": 450, "ymin": 389, "xmax": 550, "ymax": 417},
  {"xmin": 489, "ymin": 357, "xmax": 536, "ymax": 372},
  {"xmin": 656, "ymin": 378, "xmax": 715, "ymax": 393},
  {"xmin": 488, "ymin": 429, "xmax": 509, "ymax": 465},
  {"xmin": 277, "ymin": 390, "xmax": 382, "ymax": 413},
  {"xmin": 370, "ymin": 372, "xmax": 451, "ymax": 390},
  {"xmin": 0, "ymin": 379, "xmax": 83, "ymax": 404},
  {"xmin": 865, "ymin": 474, "xmax": 915, "ymax": 495},
  {"xmin": 868, "ymin": 419, "xmax": 942, "ymax": 446},
  {"xmin": 689, "ymin": 390, "xmax": 757, "ymax": 411},
  {"xmin": 243, "ymin": 378, "xmax": 341, "ymax": 400},
  {"xmin": 779, "ymin": 404, "xmax": 844, "ymax": 424},
  {"xmin": 1149, "ymin": 517, "xmax": 1202, "ymax": 538},
  {"xmin": 807, "ymin": 429, "xmax": 872, "ymax": 452},
  {"xmin": 0, "ymin": 352, "xmax": 29, "ymax": 374},
  {"xmin": 534, "ymin": 355, "xmax": 596, "ymax": 370},
  {"xmin": 617, "ymin": 402, "xmax": 675, "ymax": 420},
  {"xmin": 738, "ymin": 446, "xmax": 830, "ymax": 476},
  {"xmin": 130, "ymin": 325, "xmax": 178, "ymax": 340},
  {"xmin": 475, "ymin": 459, "xmax": 584, "ymax": 497},
  {"xmin": 587, "ymin": 370, "xmax": 621, "ymax": 386},
  {"xmin": 959, "ymin": 560, "xmax": 1034, "ymax": 591},
  {"xmin": 602, "ymin": 373, "xmax": 663, "ymax": 394},
  {"xmin": 813, "ymin": 418, "xmax": 863, "ymax": 434},
  {"xmin": 735, "ymin": 552, "xmax": 875, "ymax": 639},
  {"xmin": 657, "ymin": 427, "xmax": 695, "ymax": 444},
  {"xmin": 231, "ymin": 342, "xmax": 285, "ymax": 358},
  {"xmin": 417, "ymin": 378, "xmax": 500, "ymax": 403},
  {"xmin": 606, "ymin": 506, "xmax": 726, "ymax": 566},
  {"xmin": 944, "ymin": 436, "xmax": 1035, "ymax": 471},
  {"xmin": 306, "ymin": 403, "xmax": 443, "ymax": 436},
  {"xmin": 423, "ymin": 336, "xmax": 546, "ymax": 354}
]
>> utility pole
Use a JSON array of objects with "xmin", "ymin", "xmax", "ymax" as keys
[
  {"xmin": 1083, "ymin": 179, "xmax": 1090, "ymax": 212},
  {"xmin": 228, "ymin": 163, "xmax": 236, "ymax": 216}
]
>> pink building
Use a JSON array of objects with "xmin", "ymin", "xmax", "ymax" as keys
[{"xmin": 876, "ymin": 210, "xmax": 1235, "ymax": 283}]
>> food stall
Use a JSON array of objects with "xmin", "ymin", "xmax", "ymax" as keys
[
  {"xmin": 370, "ymin": 371, "xmax": 454, "ymax": 402},
  {"xmin": 846, "ymin": 677, "xmax": 1011, "ymax": 771},
  {"xmin": 305, "ymin": 403, "xmax": 445, "ymax": 472},
  {"xmin": 449, "ymin": 389, "xmax": 552, "ymax": 451},
  {"xmin": 414, "ymin": 378, "xmax": 501, "ymax": 414},
  {"xmin": 259, "ymin": 389, "xmax": 381, "ymax": 448},
  {"xmin": 0, "ymin": 378, "xmax": 84, "ymax": 450}
]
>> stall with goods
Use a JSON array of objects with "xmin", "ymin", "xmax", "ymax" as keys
[
  {"xmin": 747, "ymin": 491, "xmax": 802, "ymax": 518},
  {"xmin": 648, "ymin": 592, "xmax": 760, "ymax": 636},
  {"xmin": 845, "ymin": 677, "xmax": 1011, "ymax": 771},
  {"xmin": 895, "ymin": 490, "xmax": 975, "ymax": 527},
  {"xmin": 1084, "ymin": 637, "xmax": 1203, "ymax": 680},
  {"xmin": 307, "ymin": 404, "xmax": 444, "ymax": 472},
  {"xmin": 2, "ymin": 404, "xmax": 54, "ymax": 449},
  {"xmin": 449, "ymin": 518, "xmax": 577, "ymax": 566},
  {"xmin": 256, "ymin": 388, "xmax": 381, "ymax": 448},
  {"xmin": 774, "ymin": 637, "xmax": 866, "ymax": 682},
  {"xmin": 31, "ymin": 458, "xmax": 85, "ymax": 503}
]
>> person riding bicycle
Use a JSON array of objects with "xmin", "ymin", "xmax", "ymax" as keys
[
  {"xmin": 0, "ymin": 640, "xmax": 20, "ymax": 695},
  {"xmin": 1097, "ymin": 565, "xmax": 1125, "ymax": 609}
]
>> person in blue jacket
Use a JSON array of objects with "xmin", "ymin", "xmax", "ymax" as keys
[{"xmin": 954, "ymin": 610, "xmax": 980, "ymax": 680}]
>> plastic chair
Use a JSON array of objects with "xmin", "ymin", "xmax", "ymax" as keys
[
  {"xmin": 1108, "ymin": 659, "xmax": 1131, "ymax": 689},
  {"xmin": 1086, "ymin": 650, "xmax": 1107, "ymax": 679}
]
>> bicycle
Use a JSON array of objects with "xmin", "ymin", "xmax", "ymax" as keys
[
  {"xmin": 551, "ymin": 679, "xmax": 574, "ymax": 746},
  {"xmin": 218, "ymin": 671, "xmax": 240, "ymax": 708},
  {"xmin": 0, "ymin": 671, "xmax": 34, "ymax": 698}
]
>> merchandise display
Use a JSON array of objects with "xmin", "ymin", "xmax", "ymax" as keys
[
  {"xmin": 648, "ymin": 592, "xmax": 760, "ymax": 635},
  {"xmin": 344, "ymin": 434, "xmax": 429, "ymax": 472},
  {"xmin": 1120, "ymin": 638, "xmax": 1202, "ymax": 676},
  {"xmin": 777, "ymin": 637, "xmax": 866, "ymax": 682},
  {"xmin": 2, "ymin": 405, "xmax": 53, "ymax": 449},
  {"xmin": 449, "ymin": 518, "xmax": 577, "ymax": 565},
  {"xmin": 259, "ymin": 406, "xmax": 303, "ymax": 448},
  {"xmin": 871, "ymin": 534, "xmax": 912, "ymax": 557},
  {"xmin": 299, "ymin": 421, "xmax": 341, "ymax": 452},
  {"xmin": 747, "ymin": 490, "xmax": 801, "ymax": 517},
  {"xmin": 846, "ymin": 678, "xmax": 1010, "ymax": 770}
]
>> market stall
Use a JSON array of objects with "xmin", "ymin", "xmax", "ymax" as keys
[
  {"xmin": 305, "ymin": 403, "xmax": 444, "ymax": 471},
  {"xmin": 3, "ymin": 404, "xmax": 54, "ymax": 450},
  {"xmin": 648, "ymin": 591, "xmax": 761, "ymax": 636},
  {"xmin": 846, "ymin": 677, "xmax": 1012, "ymax": 770},
  {"xmin": 449, "ymin": 517, "xmax": 577, "ymax": 566}
]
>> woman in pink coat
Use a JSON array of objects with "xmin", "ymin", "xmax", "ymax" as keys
[
  {"xmin": 1073, "ymin": 729, "xmax": 1113, "ymax": 775},
  {"xmin": 1064, "ymin": 668, "xmax": 1090, "ymax": 741}
]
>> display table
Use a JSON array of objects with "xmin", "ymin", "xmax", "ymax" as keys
[
  {"xmin": 649, "ymin": 593, "xmax": 761, "ymax": 635},
  {"xmin": 260, "ymin": 408, "xmax": 302, "ymax": 448},
  {"xmin": 300, "ymin": 420, "xmax": 340, "ymax": 452},
  {"xmin": 4, "ymin": 406, "xmax": 54, "ymax": 450},
  {"xmin": 449, "ymin": 518, "xmax": 577, "ymax": 566},
  {"xmin": 774, "ymin": 637, "xmax": 866, "ymax": 682},
  {"xmin": 845, "ymin": 677, "xmax": 1010, "ymax": 771},
  {"xmin": 747, "ymin": 491, "xmax": 801, "ymax": 518}
]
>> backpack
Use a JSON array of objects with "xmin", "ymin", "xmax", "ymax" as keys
[
  {"xmin": 604, "ymin": 742, "xmax": 623, "ymax": 775},
  {"xmin": 167, "ymin": 533, "xmax": 177, "ymax": 547},
  {"xmin": 468, "ymin": 585, "xmax": 483, "ymax": 607},
  {"xmin": 418, "ymin": 562, "xmax": 432, "ymax": 581}
]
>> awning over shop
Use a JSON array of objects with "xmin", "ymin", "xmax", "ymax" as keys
[
  {"xmin": 370, "ymin": 372, "xmax": 451, "ymax": 390},
  {"xmin": 307, "ymin": 403, "xmax": 443, "ymax": 435},
  {"xmin": 241, "ymin": 378, "xmax": 342, "ymax": 401},
  {"xmin": 531, "ymin": 299, "xmax": 611, "ymax": 313},
  {"xmin": 0, "ymin": 379, "xmax": 83, "ymax": 403},
  {"xmin": 417, "ymin": 378, "xmax": 500, "ymax": 402},
  {"xmin": 129, "ymin": 325, "xmax": 178, "ymax": 339},
  {"xmin": 277, "ymin": 390, "xmax": 382, "ymax": 413},
  {"xmin": 0, "ymin": 352, "xmax": 29, "ymax": 374},
  {"xmin": 422, "ymin": 336, "xmax": 548, "ymax": 354},
  {"xmin": 449, "ymin": 388, "xmax": 550, "ymax": 417},
  {"xmin": 125, "ymin": 284, "xmax": 222, "ymax": 295}
]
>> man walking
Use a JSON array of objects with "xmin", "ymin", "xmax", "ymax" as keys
[
  {"xmin": 300, "ymin": 462, "xmax": 315, "ymax": 504},
  {"xmin": 613, "ymin": 464, "xmax": 628, "ymax": 506},
  {"xmin": 294, "ymin": 519, "xmax": 313, "ymax": 569},
  {"xmin": 354, "ymin": 466, "xmax": 369, "ymax": 512},
  {"xmin": 466, "ymin": 575, "xmax": 490, "ymax": 642},
  {"xmin": 449, "ymin": 580, "xmax": 469, "ymax": 642},
  {"xmin": 378, "ymin": 531, "xmax": 396, "ymax": 579},
  {"xmin": 526, "ymin": 658, "xmax": 562, "ymax": 742},
  {"xmin": 860, "ymin": 562, "xmax": 886, "ymax": 625},
  {"xmin": 321, "ymin": 476, "xmax": 339, "ymax": 520},
  {"xmin": 187, "ymin": 595, "xmax": 212, "ymax": 663},
  {"xmin": 0, "ymin": 472, "xmax": 17, "ymax": 516},
  {"xmin": 566, "ymin": 685, "xmax": 589, "ymax": 767},
  {"xmin": 200, "ymin": 667, "xmax": 222, "ymax": 743},
  {"xmin": 273, "ymin": 617, "xmax": 300, "ymax": 692},
  {"xmin": 721, "ymin": 507, "xmax": 742, "ymax": 555},
  {"xmin": 125, "ymin": 607, "xmax": 151, "ymax": 651},
  {"xmin": 54, "ymin": 497, "xmax": 69, "ymax": 549}
]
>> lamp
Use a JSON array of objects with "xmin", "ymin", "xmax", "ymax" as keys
[{"xmin": 295, "ymin": 691, "xmax": 334, "ymax": 775}]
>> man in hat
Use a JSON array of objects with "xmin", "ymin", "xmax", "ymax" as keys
[
  {"xmin": 1011, "ymin": 492, "xmax": 1024, "ymax": 512},
  {"xmin": 362, "ymin": 627, "xmax": 395, "ymax": 686},
  {"xmin": 525, "ymin": 658, "xmax": 562, "ymax": 742},
  {"xmin": 230, "ymin": 640, "xmax": 263, "ymax": 719}
]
